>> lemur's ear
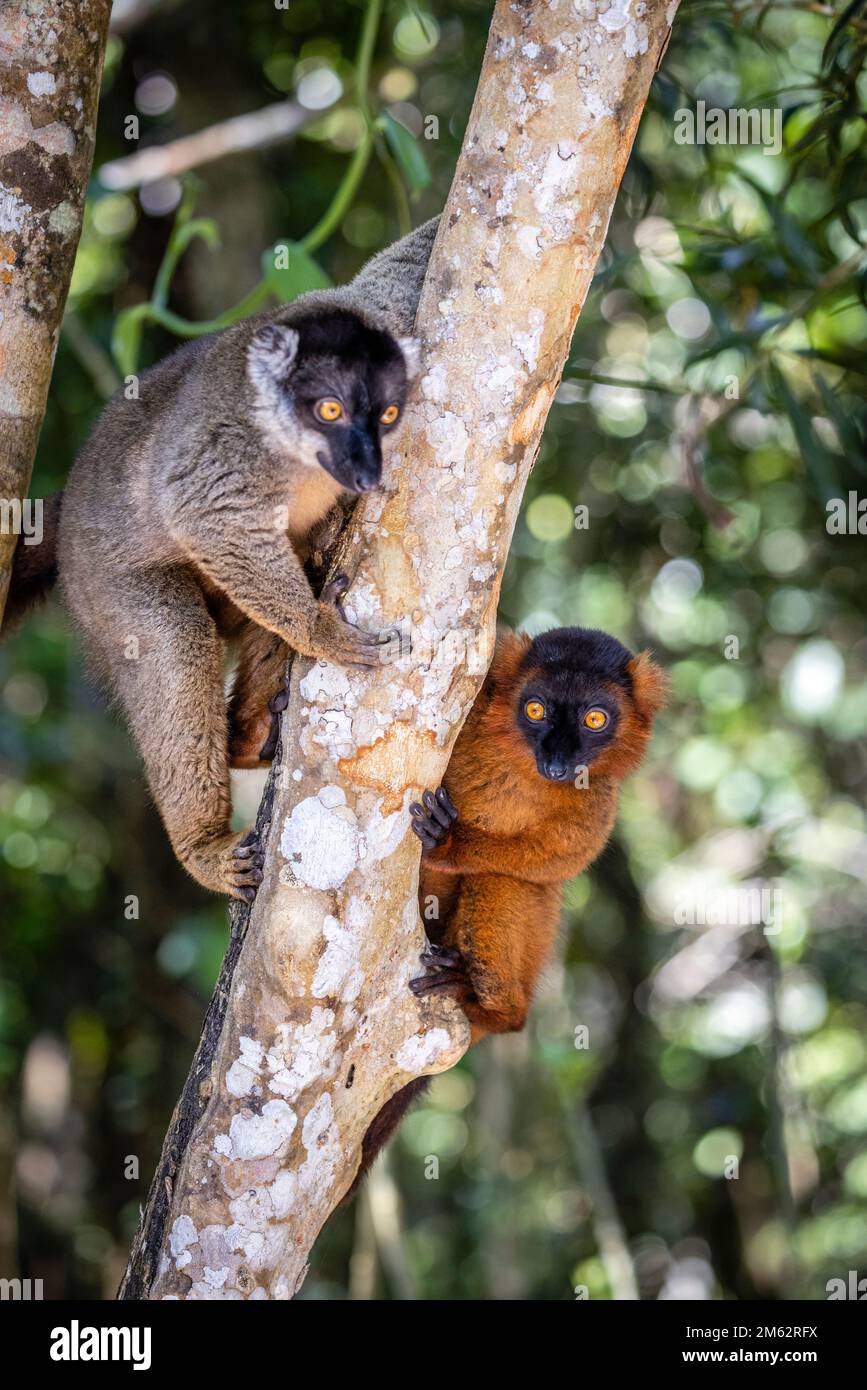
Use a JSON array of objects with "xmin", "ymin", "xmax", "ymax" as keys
[
  {"xmin": 398, "ymin": 335, "xmax": 422, "ymax": 381},
  {"xmin": 247, "ymin": 324, "xmax": 300, "ymax": 388},
  {"xmin": 626, "ymin": 651, "xmax": 668, "ymax": 720}
]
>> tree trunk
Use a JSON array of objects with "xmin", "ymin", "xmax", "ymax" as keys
[
  {"xmin": 120, "ymin": 0, "xmax": 679, "ymax": 1301},
  {"xmin": 0, "ymin": 0, "xmax": 111, "ymax": 619}
]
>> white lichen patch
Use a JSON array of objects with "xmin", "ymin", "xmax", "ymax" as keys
[
  {"xmin": 227, "ymin": 1099, "xmax": 297, "ymax": 1160},
  {"xmin": 585, "ymin": 90, "xmax": 613, "ymax": 121},
  {"xmin": 226, "ymin": 1035, "xmax": 265, "ymax": 1098},
  {"xmin": 476, "ymin": 284, "xmax": 505, "ymax": 305},
  {"xmin": 516, "ymin": 224, "xmax": 542, "ymax": 261},
  {"xmin": 269, "ymin": 1168, "xmax": 299, "ymax": 1219},
  {"xmin": 280, "ymin": 788, "xmax": 364, "ymax": 889},
  {"xmin": 623, "ymin": 20, "xmax": 649, "ymax": 56},
  {"xmin": 395, "ymin": 1028, "xmax": 454, "ymax": 1073},
  {"xmin": 0, "ymin": 187, "xmax": 28, "ymax": 233},
  {"xmin": 597, "ymin": 0, "xmax": 632, "ymax": 30},
  {"xmin": 312, "ymin": 918, "xmax": 364, "ymax": 1003},
  {"xmin": 299, "ymin": 662, "xmax": 350, "ymax": 703},
  {"xmin": 513, "ymin": 308, "xmax": 546, "ymax": 373},
  {"xmin": 595, "ymin": 0, "xmax": 649, "ymax": 55},
  {"xmin": 424, "ymin": 409, "xmax": 471, "ymax": 470},
  {"xmin": 294, "ymin": 1092, "xmax": 343, "ymax": 1205},
  {"xmin": 420, "ymin": 361, "xmax": 449, "ymax": 404},
  {"xmin": 533, "ymin": 144, "xmax": 582, "ymax": 242},
  {"xmin": 263, "ymin": 1009, "xmax": 340, "ymax": 1103},
  {"xmin": 169, "ymin": 1215, "xmax": 198, "ymax": 1258},
  {"xmin": 363, "ymin": 794, "xmax": 412, "ymax": 863},
  {"xmin": 27, "ymin": 71, "xmax": 56, "ymax": 96}
]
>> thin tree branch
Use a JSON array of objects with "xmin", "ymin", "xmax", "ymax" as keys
[{"xmin": 97, "ymin": 100, "xmax": 325, "ymax": 192}]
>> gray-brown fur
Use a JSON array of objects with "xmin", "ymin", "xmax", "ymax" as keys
[{"xmin": 48, "ymin": 216, "xmax": 439, "ymax": 898}]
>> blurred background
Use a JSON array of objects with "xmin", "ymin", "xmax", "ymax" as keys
[{"xmin": 1, "ymin": 0, "xmax": 866, "ymax": 1300}]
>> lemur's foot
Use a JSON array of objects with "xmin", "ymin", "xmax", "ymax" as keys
[
  {"xmin": 420, "ymin": 943, "xmax": 463, "ymax": 970},
  {"xmin": 313, "ymin": 573, "xmax": 390, "ymax": 668},
  {"xmin": 410, "ymin": 942, "xmax": 474, "ymax": 1000},
  {"xmin": 409, "ymin": 787, "xmax": 458, "ymax": 851},
  {"xmin": 226, "ymin": 830, "xmax": 266, "ymax": 902},
  {"xmin": 317, "ymin": 573, "xmax": 410, "ymax": 667},
  {"xmin": 186, "ymin": 829, "xmax": 265, "ymax": 902},
  {"xmin": 321, "ymin": 572, "xmax": 352, "ymax": 619},
  {"xmin": 257, "ymin": 686, "xmax": 289, "ymax": 762}
]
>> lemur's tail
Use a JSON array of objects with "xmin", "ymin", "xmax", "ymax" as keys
[{"xmin": 1, "ymin": 491, "xmax": 63, "ymax": 637}]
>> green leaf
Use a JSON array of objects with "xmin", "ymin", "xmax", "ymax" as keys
[
  {"xmin": 812, "ymin": 373, "xmax": 867, "ymax": 478},
  {"xmin": 153, "ymin": 217, "xmax": 221, "ymax": 308},
  {"xmin": 379, "ymin": 110, "xmax": 430, "ymax": 196},
  {"xmin": 262, "ymin": 241, "xmax": 331, "ymax": 303},
  {"xmin": 823, "ymin": 0, "xmax": 867, "ymax": 71},
  {"xmin": 111, "ymin": 304, "xmax": 149, "ymax": 377},
  {"xmin": 166, "ymin": 216, "xmax": 221, "ymax": 265},
  {"xmin": 796, "ymin": 346, "xmax": 867, "ymax": 380},
  {"xmin": 768, "ymin": 361, "xmax": 840, "ymax": 503}
]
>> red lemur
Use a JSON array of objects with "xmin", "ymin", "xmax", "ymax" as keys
[
  {"xmin": 357, "ymin": 624, "xmax": 667, "ymax": 1182},
  {"xmin": 406, "ymin": 625, "xmax": 666, "ymax": 1034},
  {"xmin": 236, "ymin": 621, "xmax": 666, "ymax": 1187},
  {"xmin": 2, "ymin": 218, "xmax": 440, "ymax": 899}
]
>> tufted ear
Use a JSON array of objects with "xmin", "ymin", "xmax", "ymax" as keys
[
  {"xmin": 397, "ymin": 335, "xmax": 422, "ymax": 381},
  {"xmin": 626, "ymin": 651, "xmax": 669, "ymax": 721},
  {"xmin": 247, "ymin": 324, "xmax": 299, "ymax": 390},
  {"xmin": 486, "ymin": 629, "xmax": 532, "ymax": 696}
]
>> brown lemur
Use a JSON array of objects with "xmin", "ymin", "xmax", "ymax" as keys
[
  {"xmin": 236, "ymin": 622, "xmax": 667, "ymax": 1187},
  {"xmin": 2, "ymin": 217, "xmax": 440, "ymax": 900},
  {"xmin": 360, "ymin": 626, "xmax": 666, "ymax": 1185}
]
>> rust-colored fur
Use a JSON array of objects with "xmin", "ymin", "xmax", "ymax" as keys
[
  {"xmin": 236, "ymin": 624, "xmax": 666, "ymax": 1190},
  {"xmin": 417, "ymin": 632, "xmax": 667, "ymax": 1043}
]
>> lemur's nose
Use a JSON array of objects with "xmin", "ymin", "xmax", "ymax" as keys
[
  {"xmin": 542, "ymin": 757, "xmax": 570, "ymax": 781},
  {"xmin": 349, "ymin": 427, "xmax": 380, "ymax": 493}
]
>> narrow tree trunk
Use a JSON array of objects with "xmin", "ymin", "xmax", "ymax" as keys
[
  {"xmin": 121, "ymin": 0, "xmax": 679, "ymax": 1301},
  {"xmin": 0, "ymin": 0, "xmax": 111, "ymax": 619}
]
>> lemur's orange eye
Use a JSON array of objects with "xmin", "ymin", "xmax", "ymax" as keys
[
  {"xmin": 525, "ymin": 700, "xmax": 546, "ymax": 722},
  {"xmin": 584, "ymin": 708, "xmax": 608, "ymax": 731},
  {"xmin": 316, "ymin": 398, "xmax": 343, "ymax": 422},
  {"xmin": 380, "ymin": 404, "xmax": 399, "ymax": 426}
]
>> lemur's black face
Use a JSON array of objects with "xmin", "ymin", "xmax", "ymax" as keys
[
  {"xmin": 289, "ymin": 312, "xmax": 412, "ymax": 494},
  {"xmin": 516, "ymin": 627, "xmax": 634, "ymax": 782}
]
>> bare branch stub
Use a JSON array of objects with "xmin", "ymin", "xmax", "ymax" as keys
[{"xmin": 97, "ymin": 100, "xmax": 319, "ymax": 192}]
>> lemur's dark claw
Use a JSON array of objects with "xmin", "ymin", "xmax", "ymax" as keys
[
  {"xmin": 422, "ymin": 788, "xmax": 453, "ymax": 830},
  {"xmin": 227, "ymin": 831, "xmax": 265, "ymax": 902},
  {"xmin": 434, "ymin": 786, "xmax": 457, "ymax": 820},
  {"xmin": 410, "ymin": 785, "xmax": 458, "ymax": 848},
  {"xmin": 410, "ymin": 964, "xmax": 473, "ymax": 999},
  {"xmin": 259, "ymin": 686, "xmax": 290, "ymax": 760},
  {"xmin": 321, "ymin": 572, "xmax": 351, "ymax": 620},
  {"xmin": 420, "ymin": 945, "xmax": 463, "ymax": 971}
]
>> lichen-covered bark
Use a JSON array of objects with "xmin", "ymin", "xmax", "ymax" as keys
[
  {"xmin": 121, "ymin": 0, "xmax": 679, "ymax": 1301},
  {"xmin": 0, "ymin": 0, "xmax": 110, "ymax": 618}
]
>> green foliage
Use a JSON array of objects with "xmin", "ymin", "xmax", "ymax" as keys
[
  {"xmin": 378, "ymin": 109, "xmax": 431, "ymax": 193},
  {"xmin": 263, "ymin": 240, "xmax": 333, "ymax": 300}
]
